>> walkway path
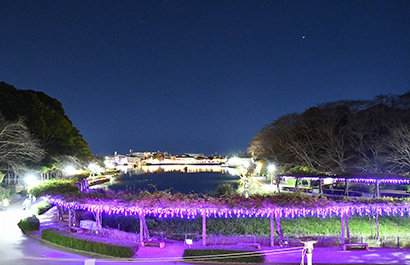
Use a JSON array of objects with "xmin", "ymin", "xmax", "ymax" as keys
[{"xmin": 2, "ymin": 196, "xmax": 410, "ymax": 264}]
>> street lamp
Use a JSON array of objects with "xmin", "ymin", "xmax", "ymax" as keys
[
  {"xmin": 24, "ymin": 174, "xmax": 38, "ymax": 189},
  {"xmin": 268, "ymin": 164, "xmax": 276, "ymax": 191},
  {"xmin": 64, "ymin": 165, "xmax": 77, "ymax": 176},
  {"xmin": 268, "ymin": 164, "xmax": 276, "ymax": 174}
]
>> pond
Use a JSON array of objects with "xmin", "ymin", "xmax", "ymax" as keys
[{"xmin": 107, "ymin": 165, "xmax": 239, "ymax": 194}]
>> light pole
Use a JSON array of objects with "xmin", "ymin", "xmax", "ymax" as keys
[
  {"xmin": 268, "ymin": 164, "xmax": 276, "ymax": 191},
  {"xmin": 300, "ymin": 237, "xmax": 318, "ymax": 265}
]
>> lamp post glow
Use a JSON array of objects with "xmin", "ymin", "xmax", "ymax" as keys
[
  {"xmin": 268, "ymin": 164, "xmax": 276, "ymax": 173},
  {"xmin": 64, "ymin": 165, "xmax": 77, "ymax": 176},
  {"xmin": 24, "ymin": 174, "xmax": 38, "ymax": 188},
  {"xmin": 268, "ymin": 164, "xmax": 276, "ymax": 190},
  {"xmin": 300, "ymin": 237, "xmax": 318, "ymax": 265}
]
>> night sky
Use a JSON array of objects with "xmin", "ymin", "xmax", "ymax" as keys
[{"xmin": 1, "ymin": 0, "xmax": 409, "ymax": 156}]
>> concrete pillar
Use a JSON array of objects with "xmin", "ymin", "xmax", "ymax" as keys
[
  {"xmin": 341, "ymin": 213, "xmax": 345, "ymax": 245},
  {"xmin": 375, "ymin": 179, "xmax": 380, "ymax": 198},
  {"xmin": 202, "ymin": 212, "xmax": 206, "ymax": 246},
  {"xmin": 270, "ymin": 211, "xmax": 275, "ymax": 247},
  {"xmin": 139, "ymin": 214, "xmax": 144, "ymax": 246}
]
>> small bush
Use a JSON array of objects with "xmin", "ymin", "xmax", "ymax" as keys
[
  {"xmin": 18, "ymin": 215, "xmax": 40, "ymax": 231},
  {"xmin": 183, "ymin": 246, "xmax": 265, "ymax": 263},
  {"xmin": 36, "ymin": 201, "xmax": 54, "ymax": 215}
]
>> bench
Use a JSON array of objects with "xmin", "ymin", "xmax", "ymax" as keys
[
  {"xmin": 70, "ymin": 220, "xmax": 97, "ymax": 234},
  {"xmin": 142, "ymin": 240, "xmax": 165, "ymax": 248},
  {"xmin": 342, "ymin": 243, "xmax": 369, "ymax": 251},
  {"xmin": 237, "ymin": 242, "xmax": 261, "ymax": 250}
]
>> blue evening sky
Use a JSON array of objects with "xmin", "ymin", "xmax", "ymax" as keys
[{"xmin": 1, "ymin": 0, "xmax": 409, "ymax": 156}]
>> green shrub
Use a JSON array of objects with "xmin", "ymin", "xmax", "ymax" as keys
[
  {"xmin": 36, "ymin": 201, "xmax": 54, "ymax": 215},
  {"xmin": 183, "ymin": 246, "xmax": 265, "ymax": 263},
  {"xmin": 18, "ymin": 215, "xmax": 40, "ymax": 231},
  {"xmin": 29, "ymin": 179, "xmax": 79, "ymax": 198},
  {"xmin": 42, "ymin": 228, "xmax": 138, "ymax": 258}
]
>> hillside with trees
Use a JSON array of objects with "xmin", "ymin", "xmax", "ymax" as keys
[
  {"xmin": 248, "ymin": 93, "xmax": 410, "ymax": 176},
  {"xmin": 0, "ymin": 114, "xmax": 44, "ymax": 176},
  {"xmin": 0, "ymin": 82, "xmax": 92, "ymax": 170}
]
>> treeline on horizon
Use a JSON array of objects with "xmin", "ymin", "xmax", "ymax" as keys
[
  {"xmin": 3, "ymin": 80, "xmax": 410, "ymax": 178},
  {"xmin": 248, "ymin": 92, "xmax": 410, "ymax": 176}
]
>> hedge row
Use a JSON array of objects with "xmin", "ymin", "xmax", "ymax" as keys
[
  {"xmin": 41, "ymin": 228, "xmax": 138, "ymax": 258},
  {"xmin": 183, "ymin": 246, "xmax": 266, "ymax": 263}
]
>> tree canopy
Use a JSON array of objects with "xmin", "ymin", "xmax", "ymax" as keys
[
  {"xmin": 0, "ymin": 82, "xmax": 92, "ymax": 168},
  {"xmin": 248, "ymin": 93, "xmax": 410, "ymax": 176}
]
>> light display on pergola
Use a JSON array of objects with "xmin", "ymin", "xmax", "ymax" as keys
[
  {"xmin": 278, "ymin": 175, "xmax": 410, "ymax": 197},
  {"xmin": 45, "ymin": 194, "xmax": 410, "ymax": 247}
]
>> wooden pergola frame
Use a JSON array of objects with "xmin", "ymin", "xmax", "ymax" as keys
[{"xmin": 50, "ymin": 196, "xmax": 410, "ymax": 247}]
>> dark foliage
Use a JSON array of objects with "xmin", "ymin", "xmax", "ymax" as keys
[
  {"xmin": 0, "ymin": 82, "xmax": 92, "ymax": 167},
  {"xmin": 249, "ymin": 92, "xmax": 410, "ymax": 175}
]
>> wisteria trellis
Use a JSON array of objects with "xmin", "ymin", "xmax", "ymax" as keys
[{"xmin": 45, "ymin": 196, "xmax": 410, "ymax": 219}]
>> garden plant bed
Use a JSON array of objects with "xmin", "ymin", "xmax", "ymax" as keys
[{"xmin": 183, "ymin": 245, "xmax": 266, "ymax": 263}]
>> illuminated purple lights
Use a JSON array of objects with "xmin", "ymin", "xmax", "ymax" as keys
[
  {"xmin": 45, "ymin": 196, "xmax": 410, "ymax": 219},
  {"xmin": 334, "ymin": 178, "xmax": 410, "ymax": 184},
  {"xmin": 282, "ymin": 175, "xmax": 410, "ymax": 185}
]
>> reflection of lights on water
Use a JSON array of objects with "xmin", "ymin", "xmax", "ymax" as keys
[
  {"xmin": 225, "ymin": 167, "xmax": 240, "ymax": 176},
  {"xmin": 137, "ymin": 165, "xmax": 236, "ymax": 174},
  {"xmin": 226, "ymin": 157, "xmax": 253, "ymax": 168}
]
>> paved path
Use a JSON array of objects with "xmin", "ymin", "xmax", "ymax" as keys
[{"xmin": 2, "ymin": 196, "xmax": 410, "ymax": 264}]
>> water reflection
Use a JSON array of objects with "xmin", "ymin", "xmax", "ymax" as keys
[
  {"xmin": 109, "ymin": 165, "xmax": 240, "ymax": 194},
  {"xmin": 118, "ymin": 164, "xmax": 240, "ymax": 176}
]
